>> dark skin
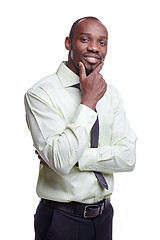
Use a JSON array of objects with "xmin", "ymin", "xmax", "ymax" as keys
[
  {"xmin": 36, "ymin": 19, "xmax": 108, "ymax": 163},
  {"xmin": 65, "ymin": 18, "xmax": 108, "ymax": 110}
]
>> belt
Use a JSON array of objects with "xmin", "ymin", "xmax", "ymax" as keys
[{"xmin": 42, "ymin": 198, "xmax": 110, "ymax": 218}]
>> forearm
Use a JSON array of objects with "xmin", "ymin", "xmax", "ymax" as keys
[
  {"xmin": 78, "ymin": 135, "xmax": 137, "ymax": 174},
  {"xmin": 39, "ymin": 121, "xmax": 89, "ymax": 175},
  {"xmin": 25, "ymin": 91, "xmax": 97, "ymax": 175},
  {"xmin": 79, "ymin": 61, "xmax": 107, "ymax": 111}
]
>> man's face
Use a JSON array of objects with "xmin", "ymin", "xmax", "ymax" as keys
[{"xmin": 65, "ymin": 19, "xmax": 108, "ymax": 75}]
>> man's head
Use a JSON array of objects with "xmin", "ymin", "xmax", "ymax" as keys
[{"xmin": 65, "ymin": 17, "xmax": 108, "ymax": 76}]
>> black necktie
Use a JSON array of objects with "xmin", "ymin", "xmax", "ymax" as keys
[{"xmin": 74, "ymin": 83, "xmax": 108, "ymax": 190}]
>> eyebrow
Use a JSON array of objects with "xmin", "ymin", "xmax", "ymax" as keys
[{"xmin": 80, "ymin": 33, "xmax": 108, "ymax": 40}]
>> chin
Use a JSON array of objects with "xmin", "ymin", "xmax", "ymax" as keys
[
  {"xmin": 85, "ymin": 63, "xmax": 98, "ymax": 75},
  {"xmin": 85, "ymin": 68, "xmax": 93, "ymax": 76}
]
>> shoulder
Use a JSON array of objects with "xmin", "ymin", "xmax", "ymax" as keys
[
  {"xmin": 105, "ymin": 85, "xmax": 123, "ymax": 113},
  {"xmin": 24, "ymin": 72, "xmax": 63, "ymax": 106},
  {"xmin": 26, "ymin": 73, "xmax": 61, "ymax": 94},
  {"xmin": 106, "ymin": 85, "xmax": 122, "ymax": 100}
]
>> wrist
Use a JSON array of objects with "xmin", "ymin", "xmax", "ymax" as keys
[{"xmin": 81, "ymin": 97, "xmax": 96, "ymax": 110}]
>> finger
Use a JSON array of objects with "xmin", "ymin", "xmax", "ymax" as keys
[
  {"xmin": 79, "ymin": 62, "xmax": 86, "ymax": 80},
  {"xmin": 99, "ymin": 73, "xmax": 103, "ymax": 79},
  {"xmin": 38, "ymin": 155, "xmax": 42, "ymax": 160},
  {"xmin": 40, "ymin": 160, "xmax": 48, "ymax": 166},
  {"xmin": 93, "ymin": 61, "xmax": 104, "ymax": 74},
  {"xmin": 103, "ymin": 80, "xmax": 107, "ymax": 93}
]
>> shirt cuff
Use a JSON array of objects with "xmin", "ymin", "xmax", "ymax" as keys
[
  {"xmin": 72, "ymin": 104, "xmax": 97, "ymax": 134},
  {"xmin": 78, "ymin": 148, "xmax": 98, "ymax": 171}
]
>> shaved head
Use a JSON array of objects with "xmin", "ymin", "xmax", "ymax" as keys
[
  {"xmin": 65, "ymin": 17, "xmax": 108, "ymax": 75},
  {"xmin": 69, "ymin": 17, "xmax": 102, "ymax": 40}
]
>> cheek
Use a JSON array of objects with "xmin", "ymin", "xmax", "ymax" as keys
[
  {"xmin": 70, "ymin": 49, "xmax": 74, "ymax": 60},
  {"xmin": 71, "ymin": 46, "xmax": 82, "ymax": 62},
  {"xmin": 74, "ymin": 41, "xmax": 85, "ymax": 55},
  {"xmin": 102, "ymin": 48, "xmax": 108, "ymax": 59},
  {"xmin": 69, "ymin": 49, "xmax": 80, "ymax": 69}
]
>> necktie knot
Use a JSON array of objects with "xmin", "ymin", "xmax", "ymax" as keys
[{"xmin": 74, "ymin": 83, "xmax": 80, "ymax": 90}]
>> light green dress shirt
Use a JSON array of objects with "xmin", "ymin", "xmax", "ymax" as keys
[{"xmin": 24, "ymin": 61, "xmax": 137, "ymax": 204}]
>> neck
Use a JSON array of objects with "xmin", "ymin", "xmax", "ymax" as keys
[{"xmin": 66, "ymin": 59, "xmax": 79, "ymax": 76}]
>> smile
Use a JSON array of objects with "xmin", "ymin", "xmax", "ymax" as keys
[{"xmin": 84, "ymin": 56, "xmax": 100, "ymax": 64}]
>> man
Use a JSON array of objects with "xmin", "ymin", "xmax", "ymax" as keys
[{"xmin": 24, "ymin": 16, "xmax": 136, "ymax": 240}]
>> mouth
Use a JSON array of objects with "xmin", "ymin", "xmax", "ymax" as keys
[{"xmin": 83, "ymin": 54, "xmax": 101, "ymax": 64}]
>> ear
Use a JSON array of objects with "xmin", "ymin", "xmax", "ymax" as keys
[{"xmin": 65, "ymin": 37, "xmax": 71, "ymax": 51}]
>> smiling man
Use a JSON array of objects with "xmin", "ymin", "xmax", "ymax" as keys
[
  {"xmin": 24, "ymin": 17, "xmax": 137, "ymax": 240},
  {"xmin": 66, "ymin": 17, "xmax": 108, "ymax": 75}
]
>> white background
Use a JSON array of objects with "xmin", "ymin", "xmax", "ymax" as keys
[{"xmin": 1, "ymin": 0, "xmax": 160, "ymax": 239}]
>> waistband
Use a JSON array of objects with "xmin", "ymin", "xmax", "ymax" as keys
[{"xmin": 42, "ymin": 198, "xmax": 110, "ymax": 218}]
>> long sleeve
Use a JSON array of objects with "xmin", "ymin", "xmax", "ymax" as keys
[
  {"xmin": 24, "ymin": 87, "xmax": 97, "ymax": 175},
  {"xmin": 24, "ymin": 62, "xmax": 137, "ymax": 203},
  {"xmin": 78, "ymin": 87, "xmax": 137, "ymax": 174}
]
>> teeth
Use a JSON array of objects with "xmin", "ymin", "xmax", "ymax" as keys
[
  {"xmin": 87, "ymin": 57, "xmax": 97, "ymax": 59},
  {"xmin": 85, "ymin": 56, "xmax": 99, "ymax": 64}
]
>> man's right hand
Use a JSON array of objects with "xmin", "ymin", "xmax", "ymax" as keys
[
  {"xmin": 35, "ymin": 150, "xmax": 48, "ymax": 166},
  {"xmin": 79, "ymin": 62, "xmax": 107, "ymax": 110}
]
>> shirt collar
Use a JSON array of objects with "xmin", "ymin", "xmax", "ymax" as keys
[{"xmin": 56, "ymin": 61, "xmax": 80, "ymax": 88}]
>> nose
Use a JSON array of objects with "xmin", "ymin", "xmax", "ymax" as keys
[{"xmin": 87, "ymin": 40, "xmax": 99, "ymax": 53}]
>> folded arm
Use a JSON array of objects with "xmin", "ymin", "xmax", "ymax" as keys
[
  {"xmin": 79, "ymin": 89, "xmax": 137, "ymax": 174},
  {"xmin": 25, "ymin": 85, "xmax": 136, "ymax": 176},
  {"xmin": 24, "ymin": 87, "xmax": 97, "ymax": 175}
]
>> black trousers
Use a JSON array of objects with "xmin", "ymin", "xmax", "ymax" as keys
[{"xmin": 34, "ymin": 200, "xmax": 113, "ymax": 240}]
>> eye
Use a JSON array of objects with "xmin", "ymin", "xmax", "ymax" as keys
[
  {"xmin": 99, "ymin": 41, "xmax": 107, "ymax": 46},
  {"xmin": 80, "ymin": 38, "xmax": 89, "ymax": 43}
]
